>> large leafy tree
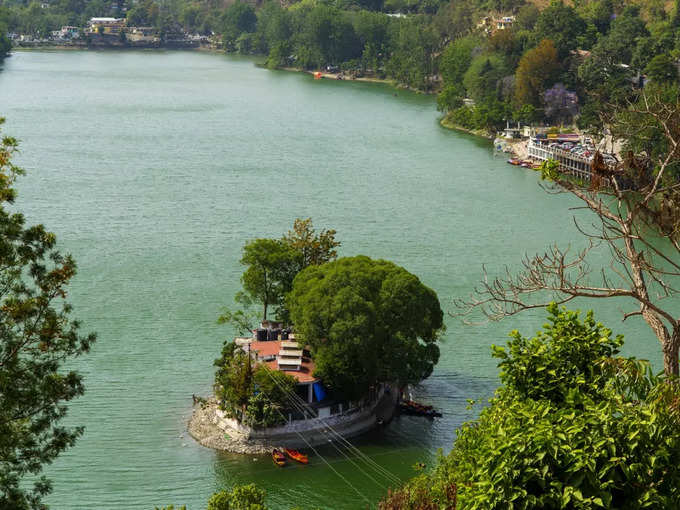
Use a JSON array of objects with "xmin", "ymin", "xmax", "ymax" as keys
[
  {"xmin": 533, "ymin": 0, "xmax": 587, "ymax": 58},
  {"xmin": 386, "ymin": 18, "xmax": 438, "ymax": 91},
  {"xmin": 222, "ymin": 1, "xmax": 257, "ymax": 48},
  {"xmin": 287, "ymin": 256, "xmax": 443, "ymax": 400},
  {"xmin": 220, "ymin": 218, "xmax": 340, "ymax": 328},
  {"xmin": 281, "ymin": 217, "xmax": 340, "ymax": 268},
  {"xmin": 381, "ymin": 305, "xmax": 680, "ymax": 509},
  {"xmin": 207, "ymin": 484, "xmax": 266, "ymax": 510},
  {"xmin": 213, "ymin": 341, "xmax": 296, "ymax": 427},
  {"xmin": 239, "ymin": 238, "xmax": 300, "ymax": 321},
  {"xmin": 0, "ymin": 119, "xmax": 96, "ymax": 509},
  {"xmin": 158, "ymin": 483, "xmax": 267, "ymax": 510},
  {"xmin": 645, "ymin": 54, "xmax": 679, "ymax": 84},
  {"xmin": 0, "ymin": 7, "xmax": 11, "ymax": 59},
  {"xmin": 514, "ymin": 38, "xmax": 560, "ymax": 108},
  {"xmin": 603, "ymin": 6, "xmax": 648, "ymax": 66},
  {"xmin": 462, "ymin": 54, "xmax": 508, "ymax": 103}
]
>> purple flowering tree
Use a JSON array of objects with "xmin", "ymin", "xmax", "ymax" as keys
[{"xmin": 543, "ymin": 83, "xmax": 579, "ymax": 124}]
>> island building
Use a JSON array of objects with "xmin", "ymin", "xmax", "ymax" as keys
[
  {"xmin": 211, "ymin": 321, "xmax": 398, "ymax": 448},
  {"xmin": 234, "ymin": 323, "xmax": 354, "ymax": 419}
]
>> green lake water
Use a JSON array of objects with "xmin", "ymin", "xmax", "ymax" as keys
[{"xmin": 0, "ymin": 50, "xmax": 665, "ymax": 509}]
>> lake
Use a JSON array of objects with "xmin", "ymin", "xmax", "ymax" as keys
[{"xmin": 0, "ymin": 50, "xmax": 663, "ymax": 509}]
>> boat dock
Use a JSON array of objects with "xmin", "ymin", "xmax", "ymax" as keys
[{"xmin": 526, "ymin": 139, "xmax": 594, "ymax": 181}]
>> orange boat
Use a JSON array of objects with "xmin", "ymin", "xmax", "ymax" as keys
[
  {"xmin": 272, "ymin": 449, "xmax": 287, "ymax": 467},
  {"xmin": 285, "ymin": 448, "xmax": 309, "ymax": 464}
]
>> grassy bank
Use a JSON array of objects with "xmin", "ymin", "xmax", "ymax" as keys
[{"xmin": 439, "ymin": 114, "xmax": 493, "ymax": 139}]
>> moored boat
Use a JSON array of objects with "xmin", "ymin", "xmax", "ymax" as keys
[
  {"xmin": 507, "ymin": 158, "xmax": 521, "ymax": 166},
  {"xmin": 399, "ymin": 400, "xmax": 442, "ymax": 418},
  {"xmin": 285, "ymin": 448, "xmax": 309, "ymax": 464},
  {"xmin": 272, "ymin": 449, "xmax": 287, "ymax": 467}
]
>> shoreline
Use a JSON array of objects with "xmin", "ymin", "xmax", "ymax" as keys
[
  {"xmin": 11, "ymin": 45, "xmax": 490, "ymax": 144},
  {"xmin": 12, "ymin": 43, "xmax": 210, "ymax": 52},
  {"xmin": 439, "ymin": 115, "xmax": 493, "ymax": 140},
  {"xmin": 276, "ymin": 66, "xmax": 398, "ymax": 87},
  {"xmin": 188, "ymin": 398, "xmax": 283, "ymax": 454},
  {"xmin": 189, "ymin": 389, "xmax": 399, "ymax": 454}
]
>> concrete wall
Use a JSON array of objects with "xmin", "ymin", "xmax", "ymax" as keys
[{"xmin": 213, "ymin": 385, "xmax": 398, "ymax": 448}]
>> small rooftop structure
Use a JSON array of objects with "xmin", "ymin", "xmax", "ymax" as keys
[{"xmin": 89, "ymin": 17, "xmax": 123, "ymax": 23}]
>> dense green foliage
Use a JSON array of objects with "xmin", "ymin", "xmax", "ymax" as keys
[
  {"xmin": 239, "ymin": 238, "xmax": 300, "ymax": 321},
  {"xmin": 611, "ymin": 84, "xmax": 680, "ymax": 179},
  {"xmin": 207, "ymin": 484, "xmax": 266, "ymax": 510},
  {"xmin": 440, "ymin": 1, "xmax": 680, "ymax": 133},
  {"xmin": 381, "ymin": 304, "xmax": 680, "ymax": 509},
  {"xmin": 0, "ymin": 119, "xmax": 96, "ymax": 509},
  {"xmin": 218, "ymin": 218, "xmax": 339, "ymax": 328},
  {"xmin": 287, "ymin": 255, "xmax": 443, "ymax": 400},
  {"xmin": 213, "ymin": 341, "xmax": 297, "ymax": 428},
  {"xmin": 0, "ymin": 6, "xmax": 10, "ymax": 58},
  {"xmin": 158, "ymin": 484, "xmax": 267, "ymax": 510}
]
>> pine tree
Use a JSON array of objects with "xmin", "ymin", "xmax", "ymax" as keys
[{"xmin": 0, "ymin": 118, "xmax": 96, "ymax": 510}]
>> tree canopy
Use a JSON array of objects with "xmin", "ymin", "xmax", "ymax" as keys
[
  {"xmin": 213, "ymin": 341, "xmax": 297, "ymax": 428},
  {"xmin": 381, "ymin": 305, "xmax": 680, "ymax": 509},
  {"xmin": 0, "ymin": 119, "xmax": 96, "ymax": 509},
  {"xmin": 514, "ymin": 38, "xmax": 559, "ymax": 108},
  {"xmin": 287, "ymin": 256, "xmax": 443, "ymax": 400},
  {"xmin": 220, "ymin": 218, "xmax": 340, "ymax": 328},
  {"xmin": 282, "ymin": 217, "xmax": 340, "ymax": 268},
  {"xmin": 240, "ymin": 238, "xmax": 300, "ymax": 322},
  {"xmin": 158, "ymin": 484, "xmax": 267, "ymax": 510}
]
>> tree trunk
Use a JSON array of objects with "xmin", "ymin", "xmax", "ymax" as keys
[{"xmin": 663, "ymin": 327, "xmax": 680, "ymax": 377}]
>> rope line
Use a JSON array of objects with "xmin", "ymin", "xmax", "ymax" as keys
[
  {"xmin": 259, "ymin": 367, "xmax": 401, "ymax": 485},
  {"xmin": 251, "ymin": 383, "xmax": 374, "ymax": 507}
]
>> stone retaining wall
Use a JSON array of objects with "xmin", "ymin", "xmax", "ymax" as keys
[{"xmin": 201, "ymin": 387, "xmax": 398, "ymax": 451}]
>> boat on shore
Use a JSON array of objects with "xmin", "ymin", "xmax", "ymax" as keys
[
  {"xmin": 285, "ymin": 448, "xmax": 309, "ymax": 464},
  {"xmin": 272, "ymin": 449, "xmax": 287, "ymax": 467},
  {"xmin": 399, "ymin": 400, "xmax": 442, "ymax": 418}
]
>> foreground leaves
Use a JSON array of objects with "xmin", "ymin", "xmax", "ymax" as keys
[
  {"xmin": 381, "ymin": 305, "xmax": 680, "ymax": 509},
  {"xmin": 0, "ymin": 118, "xmax": 96, "ymax": 509}
]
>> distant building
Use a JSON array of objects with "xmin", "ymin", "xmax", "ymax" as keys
[
  {"xmin": 477, "ymin": 16, "xmax": 492, "ymax": 32},
  {"xmin": 495, "ymin": 16, "xmax": 515, "ymax": 30},
  {"xmin": 53, "ymin": 26, "xmax": 80, "ymax": 39},
  {"xmin": 87, "ymin": 17, "xmax": 126, "ymax": 35},
  {"xmin": 127, "ymin": 27, "xmax": 159, "ymax": 43}
]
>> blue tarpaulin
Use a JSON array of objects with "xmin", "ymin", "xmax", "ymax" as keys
[{"xmin": 313, "ymin": 382, "xmax": 327, "ymax": 402}]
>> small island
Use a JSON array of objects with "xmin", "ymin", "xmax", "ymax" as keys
[{"xmin": 189, "ymin": 219, "xmax": 444, "ymax": 454}]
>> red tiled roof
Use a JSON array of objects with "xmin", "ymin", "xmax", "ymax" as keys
[
  {"xmin": 249, "ymin": 341, "xmax": 281, "ymax": 358},
  {"xmin": 249, "ymin": 340, "xmax": 318, "ymax": 383},
  {"xmin": 263, "ymin": 358, "xmax": 317, "ymax": 383}
]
